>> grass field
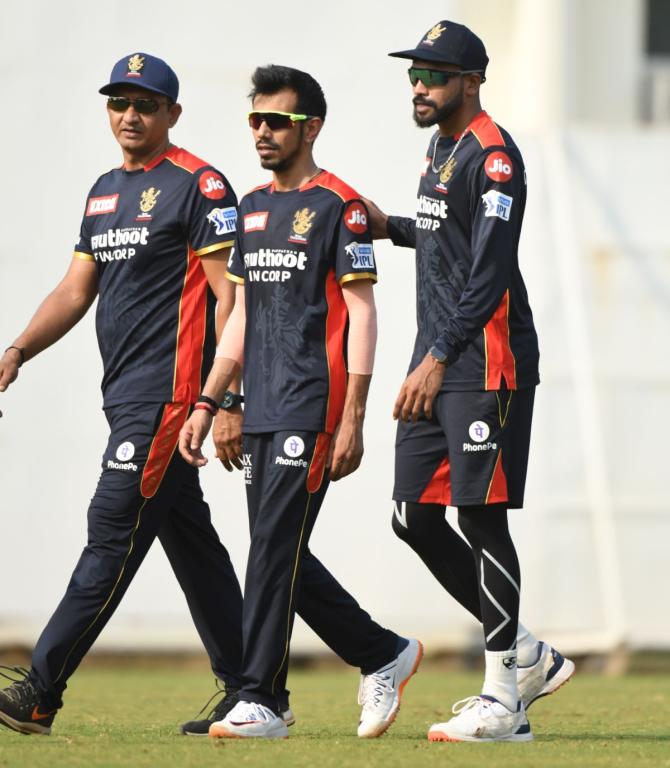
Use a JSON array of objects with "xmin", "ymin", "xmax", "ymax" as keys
[{"xmin": 0, "ymin": 665, "xmax": 668, "ymax": 768}]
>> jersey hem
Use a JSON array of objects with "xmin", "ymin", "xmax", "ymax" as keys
[
  {"xmin": 243, "ymin": 422, "xmax": 329, "ymax": 434},
  {"xmin": 225, "ymin": 270, "xmax": 245, "ymax": 284},
  {"xmin": 194, "ymin": 241, "xmax": 234, "ymax": 257},
  {"xmin": 339, "ymin": 272, "xmax": 378, "ymax": 285},
  {"xmin": 74, "ymin": 250, "xmax": 95, "ymax": 262}
]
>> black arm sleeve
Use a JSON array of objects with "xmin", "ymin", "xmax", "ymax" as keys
[{"xmin": 387, "ymin": 215, "xmax": 416, "ymax": 248}]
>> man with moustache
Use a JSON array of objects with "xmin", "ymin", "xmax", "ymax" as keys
[{"xmin": 364, "ymin": 21, "xmax": 575, "ymax": 742}]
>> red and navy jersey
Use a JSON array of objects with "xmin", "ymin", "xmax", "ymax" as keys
[
  {"xmin": 74, "ymin": 146, "xmax": 238, "ymax": 407},
  {"xmin": 387, "ymin": 111, "xmax": 539, "ymax": 392},
  {"xmin": 227, "ymin": 170, "xmax": 377, "ymax": 434}
]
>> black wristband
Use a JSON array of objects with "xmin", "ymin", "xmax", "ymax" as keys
[
  {"xmin": 5, "ymin": 346, "xmax": 25, "ymax": 367},
  {"xmin": 197, "ymin": 395, "xmax": 219, "ymax": 411}
]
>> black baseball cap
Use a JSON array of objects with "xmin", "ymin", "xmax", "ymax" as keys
[
  {"xmin": 99, "ymin": 52, "xmax": 179, "ymax": 101},
  {"xmin": 389, "ymin": 20, "xmax": 488, "ymax": 74}
]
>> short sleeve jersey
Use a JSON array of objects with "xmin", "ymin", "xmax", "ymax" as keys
[
  {"xmin": 74, "ymin": 146, "xmax": 238, "ymax": 407},
  {"xmin": 227, "ymin": 170, "xmax": 377, "ymax": 434},
  {"xmin": 409, "ymin": 111, "xmax": 539, "ymax": 392}
]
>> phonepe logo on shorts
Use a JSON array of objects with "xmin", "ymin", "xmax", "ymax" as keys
[
  {"xmin": 244, "ymin": 248, "xmax": 308, "ymax": 283},
  {"xmin": 416, "ymin": 194, "xmax": 449, "ymax": 231},
  {"xmin": 463, "ymin": 421, "xmax": 497, "ymax": 453},
  {"xmin": 107, "ymin": 441, "xmax": 138, "ymax": 471},
  {"xmin": 242, "ymin": 453, "xmax": 252, "ymax": 485},
  {"xmin": 91, "ymin": 227, "xmax": 150, "ymax": 262},
  {"xmin": 275, "ymin": 436, "xmax": 308, "ymax": 468}
]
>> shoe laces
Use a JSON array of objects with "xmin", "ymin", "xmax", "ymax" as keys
[
  {"xmin": 451, "ymin": 695, "xmax": 489, "ymax": 716},
  {"xmin": 0, "ymin": 666, "xmax": 38, "ymax": 705},
  {"xmin": 358, "ymin": 666, "xmax": 394, "ymax": 710},
  {"xmin": 194, "ymin": 679, "xmax": 239, "ymax": 720}
]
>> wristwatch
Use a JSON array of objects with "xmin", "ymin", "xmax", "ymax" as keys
[
  {"xmin": 220, "ymin": 390, "xmax": 244, "ymax": 410},
  {"xmin": 428, "ymin": 346, "xmax": 448, "ymax": 365}
]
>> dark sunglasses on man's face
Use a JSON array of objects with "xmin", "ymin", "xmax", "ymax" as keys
[
  {"xmin": 247, "ymin": 110, "xmax": 312, "ymax": 131},
  {"xmin": 106, "ymin": 96, "xmax": 165, "ymax": 114},
  {"xmin": 407, "ymin": 67, "xmax": 485, "ymax": 87}
]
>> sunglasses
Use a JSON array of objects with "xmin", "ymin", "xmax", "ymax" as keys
[
  {"xmin": 407, "ymin": 67, "xmax": 485, "ymax": 87},
  {"xmin": 247, "ymin": 110, "xmax": 313, "ymax": 130},
  {"xmin": 106, "ymin": 96, "xmax": 166, "ymax": 114}
]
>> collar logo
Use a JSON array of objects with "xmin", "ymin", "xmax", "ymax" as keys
[
  {"xmin": 136, "ymin": 187, "xmax": 161, "ymax": 221},
  {"xmin": 128, "ymin": 54, "xmax": 145, "ymax": 74},
  {"xmin": 424, "ymin": 23, "xmax": 446, "ymax": 43},
  {"xmin": 289, "ymin": 207, "xmax": 316, "ymax": 243}
]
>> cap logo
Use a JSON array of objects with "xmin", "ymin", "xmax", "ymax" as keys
[
  {"xmin": 127, "ymin": 54, "xmax": 145, "ymax": 75},
  {"xmin": 424, "ymin": 23, "xmax": 446, "ymax": 43}
]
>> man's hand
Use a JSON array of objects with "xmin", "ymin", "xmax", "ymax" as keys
[
  {"xmin": 179, "ymin": 410, "xmax": 214, "ymax": 467},
  {"xmin": 0, "ymin": 348, "xmax": 22, "ymax": 393},
  {"xmin": 328, "ymin": 418, "xmax": 364, "ymax": 481},
  {"xmin": 360, "ymin": 197, "xmax": 389, "ymax": 240},
  {"xmin": 393, "ymin": 353, "xmax": 446, "ymax": 422},
  {"xmin": 213, "ymin": 407, "xmax": 244, "ymax": 471}
]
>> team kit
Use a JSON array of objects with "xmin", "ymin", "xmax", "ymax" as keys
[{"xmin": 0, "ymin": 19, "xmax": 574, "ymax": 744}]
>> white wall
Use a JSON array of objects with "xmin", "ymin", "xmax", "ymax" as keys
[{"xmin": 1, "ymin": 0, "xmax": 668, "ymax": 656}]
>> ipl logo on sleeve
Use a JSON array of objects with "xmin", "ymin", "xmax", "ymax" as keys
[
  {"xmin": 344, "ymin": 242, "xmax": 375, "ymax": 270},
  {"xmin": 207, "ymin": 207, "xmax": 237, "ymax": 236}
]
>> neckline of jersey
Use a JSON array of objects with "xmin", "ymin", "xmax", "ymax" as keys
[
  {"xmin": 267, "ymin": 169, "xmax": 327, "ymax": 194},
  {"xmin": 119, "ymin": 144, "xmax": 179, "ymax": 174},
  {"xmin": 453, "ymin": 109, "xmax": 488, "ymax": 140}
]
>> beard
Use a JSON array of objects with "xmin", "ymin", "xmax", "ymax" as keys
[{"xmin": 413, "ymin": 85, "xmax": 464, "ymax": 127}]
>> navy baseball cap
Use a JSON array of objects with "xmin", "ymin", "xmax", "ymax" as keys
[
  {"xmin": 389, "ymin": 20, "xmax": 488, "ymax": 74},
  {"xmin": 99, "ymin": 53, "xmax": 179, "ymax": 101}
]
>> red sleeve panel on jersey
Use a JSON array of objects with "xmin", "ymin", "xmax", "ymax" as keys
[{"xmin": 469, "ymin": 111, "xmax": 506, "ymax": 149}]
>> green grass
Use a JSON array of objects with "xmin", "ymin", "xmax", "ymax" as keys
[{"xmin": 0, "ymin": 665, "xmax": 668, "ymax": 767}]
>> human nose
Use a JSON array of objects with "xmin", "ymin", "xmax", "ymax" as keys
[{"xmin": 413, "ymin": 79, "xmax": 429, "ymax": 95}]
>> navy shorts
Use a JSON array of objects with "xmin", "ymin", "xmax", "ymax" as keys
[{"xmin": 393, "ymin": 387, "xmax": 535, "ymax": 509}]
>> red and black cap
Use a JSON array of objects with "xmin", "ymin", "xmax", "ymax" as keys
[
  {"xmin": 389, "ymin": 20, "xmax": 488, "ymax": 74},
  {"xmin": 99, "ymin": 53, "xmax": 179, "ymax": 101}
]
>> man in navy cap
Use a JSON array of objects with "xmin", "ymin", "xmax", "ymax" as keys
[
  {"xmin": 0, "ymin": 52, "xmax": 248, "ymax": 735},
  {"xmin": 364, "ymin": 21, "xmax": 575, "ymax": 743}
]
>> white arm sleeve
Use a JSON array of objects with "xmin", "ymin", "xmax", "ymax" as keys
[
  {"xmin": 342, "ymin": 279, "xmax": 377, "ymax": 375},
  {"xmin": 215, "ymin": 283, "xmax": 245, "ymax": 364}
]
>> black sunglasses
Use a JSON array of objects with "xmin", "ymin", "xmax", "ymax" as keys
[
  {"xmin": 407, "ymin": 67, "xmax": 485, "ymax": 87},
  {"xmin": 247, "ymin": 110, "xmax": 313, "ymax": 131},
  {"xmin": 106, "ymin": 96, "xmax": 167, "ymax": 114}
]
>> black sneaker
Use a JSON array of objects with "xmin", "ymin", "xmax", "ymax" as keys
[
  {"xmin": 0, "ymin": 667, "xmax": 57, "ymax": 735},
  {"xmin": 180, "ymin": 682, "xmax": 240, "ymax": 736}
]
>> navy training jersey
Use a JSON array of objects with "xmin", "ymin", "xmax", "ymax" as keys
[
  {"xmin": 74, "ymin": 146, "xmax": 238, "ymax": 407},
  {"xmin": 387, "ymin": 111, "xmax": 539, "ymax": 392},
  {"xmin": 227, "ymin": 171, "xmax": 377, "ymax": 434}
]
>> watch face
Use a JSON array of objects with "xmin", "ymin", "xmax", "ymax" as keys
[{"xmin": 221, "ymin": 392, "xmax": 234, "ymax": 409}]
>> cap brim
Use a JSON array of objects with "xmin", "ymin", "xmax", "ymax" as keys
[
  {"xmin": 388, "ymin": 48, "xmax": 459, "ymax": 64},
  {"xmin": 99, "ymin": 81, "xmax": 172, "ymax": 98}
]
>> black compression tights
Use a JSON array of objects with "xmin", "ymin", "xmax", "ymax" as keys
[{"xmin": 392, "ymin": 501, "xmax": 520, "ymax": 651}]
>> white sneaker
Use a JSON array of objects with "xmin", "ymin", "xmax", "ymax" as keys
[
  {"xmin": 428, "ymin": 695, "xmax": 533, "ymax": 743},
  {"xmin": 209, "ymin": 700, "xmax": 289, "ymax": 739},
  {"xmin": 518, "ymin": 641, "xmax": 575, "ymax": 710},
  {"xmin": 357, "ymin": 638, "xmax": 423, "ymax": 738}
]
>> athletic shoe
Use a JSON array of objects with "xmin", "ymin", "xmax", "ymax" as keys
[
  {"xmin": 0, "ymin": 666, "xmax": 56, "ymax": 735},
  {"xmin": 428, "ymin": 695, "xmax": 533, "ymax": 743},
  {"xmin": 518, "ymin": 641, "xmax": 576, "ymax": 710},
  {"xmin": 209, "ymin": 700, "xmax": 289, "ymax": 739},
  {"xmin": 357, "ymin": 638, "xmax": 424, "ymax": 738},
  {"xmin": 181, "ymin": 683, "xmax": 295, "ymax": 735}
]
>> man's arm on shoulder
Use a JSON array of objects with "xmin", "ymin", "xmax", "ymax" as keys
[
  {"xmin": 0, "ymin": 255, "xmax": 98, "ymax": 392},
  {"xmin": 361, "ymin": 197, "xmax": 416, "ymax": 248}
]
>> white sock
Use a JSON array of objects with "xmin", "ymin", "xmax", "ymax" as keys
[
  {"xmin": 516, "ymin": 622, "xmax": 541, "ymax": 667},
  {"xmin": 482, "ymin": 649, "xmax": 519, "ymax": 711}
]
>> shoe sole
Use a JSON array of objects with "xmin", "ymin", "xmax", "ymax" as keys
[
  {"xmin": 358, "ymin": 639, "xmax": 424, "ymax": 739},
  {"xmin": 209, "ymin": 724, "xmax": 288, "ymax": 740},
  {"xmin": 428, "ymin": 729, "xmax": 534, "ymax": 743},
  {"xmin": 0, "ymin": 711, "xmax": 51, "ymax": 736},
  {"xmin": 525, "ymin": 657, "xmax": 576, "ymax": 710}
]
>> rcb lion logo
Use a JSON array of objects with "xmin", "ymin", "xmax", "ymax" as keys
[
  {"xmin": 291, "ymin": 208, "xmax": 316, "ymax": 238},
  {"xmin": 439, "ymin": 157, "xmax": 457, "ymax": 184},
  {"xmin": 139, "ymin": 187, "xmax": 161, "ymax": 214},
  {"xmin": 425, "ymin": 23, "xmax": 446, "ymax": 42},
  {"xmin": 128, "ymin": 54, "xmax": 145, "ymax": 73}
]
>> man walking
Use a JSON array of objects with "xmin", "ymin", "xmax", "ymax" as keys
[
  {"xmin": 0, "ymin": 53, "xmax": 246, "ymax": 734},
  {"xmin": 364, "ymin": 21, "xmax": 574, "ymax": 742},
  {"xmin": 179, "ymin": 64, "xmax": 422, "ymax": 740}
]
